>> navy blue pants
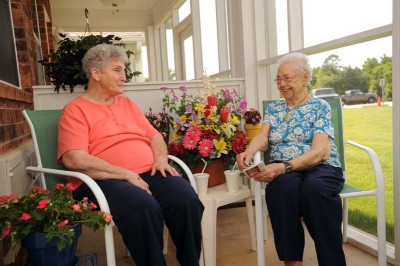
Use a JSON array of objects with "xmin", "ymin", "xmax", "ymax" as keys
[
  {"xmin": 73, "ymin": 170, "xmax": 204, "ymax": 266},
  {"xmin": 265, "ymin": 164, "xmax": 346, "ymax": 265}
]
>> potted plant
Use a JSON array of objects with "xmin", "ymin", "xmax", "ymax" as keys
[
  {"xmin": 163, "ymin": 76, "xmax": 248, "ymax": 187},
  {"xmin": 243, "ymin": 108, "xmax": 262, "ymax": 141},
  {"xmin": 0, "ymin": 183, "xmax": 112, "ymax": 266},
  {"xmin": 144, "ymin": 107, "xmax": 171, "ymax": 143},
  {"xmin": 39, "ymin": 33, "xmax": 142, "ymax": 93}
]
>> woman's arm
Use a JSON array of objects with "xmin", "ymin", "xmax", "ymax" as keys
[
  {"xmin": 62, "ymin": 150, "xmax": 151, "ymax": 194},
  {"xmin": 150, "ymin": 132, "xmax": 179, "ymax": 177}
]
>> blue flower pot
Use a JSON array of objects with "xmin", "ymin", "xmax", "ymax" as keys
[{"xmin": 21, "ymin": 223, "xmax": 82, "ymax": 266}]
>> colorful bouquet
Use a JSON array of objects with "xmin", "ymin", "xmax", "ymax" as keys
[{"xmin": 162, "ymin": 77, "xmax": 248, "ymax": 168}]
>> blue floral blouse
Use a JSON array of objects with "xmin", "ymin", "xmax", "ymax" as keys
[{"xmin": 263, "ymin": 97, "xmax": 341, "ymax": 168}]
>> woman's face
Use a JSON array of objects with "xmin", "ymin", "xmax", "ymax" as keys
[
  {"xmin": 95, "ymin": 59, "xmax": 127, "ymax": 96},
  {"xmin": 276, "ymin": 63, "xmax": 308, "ymax": 100}
]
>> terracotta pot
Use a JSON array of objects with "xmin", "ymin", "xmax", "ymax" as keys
[
  {"xmin": 191, "ymin": 159, "xmax": 228, "ymax": 187},
  {"xmin": 244, "ymin": 123, "xmax": 262, "ymax": 142}
]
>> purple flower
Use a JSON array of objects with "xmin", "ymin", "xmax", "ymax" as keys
[
  {"xmin": 179, "ymin": 85, "xmax": 187, "ymax": 91},
  {"xmin": 160, "ymin": 86, "xmax": 168, "ymax": 91},
  {"xmin": 239, "ymin": 100, "xmax": 247, "ymax": 110}
]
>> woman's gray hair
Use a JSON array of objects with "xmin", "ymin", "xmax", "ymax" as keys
[
  {"xmin": 277, "ymin": 52, "xmax": 311, "ymax": 78},
  {"xmin": 82, "ymin": 43, "xmax": 129, "ymax": 79}
]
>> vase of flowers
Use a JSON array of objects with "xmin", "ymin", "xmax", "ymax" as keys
[
  {"xmin": 243, "ymin": 108, "xmax": 262, "ymax": 141},
  {"xmin": 144, "ymin": 107, "xmax": 171, "ymax": 144},
  {"xmin": 163, "ymin": 76, "xmax": 248, "ymax": 187},
  {"xmin": 0, "ymin": 184, "xmax": 112, "ymax": 266}
]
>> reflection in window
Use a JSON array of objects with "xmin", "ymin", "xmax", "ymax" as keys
[
  {"xmin": 199, "ymin": 0, "xmax": 219, "ymax": 75},
  {"xmin": 303, "ymin": 0, "xmax": 392, "ymax": 47},
  {"xmin": 183, "ymin": 36, "xmax": 194, "ymax": 80},
  {"xmin": 179, "ymin": 0, "xmax": 191, "ymax": 22}
]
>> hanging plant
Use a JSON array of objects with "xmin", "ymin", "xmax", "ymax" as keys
[{"xmin": 39, "ymin": 33, "xmax": 142, "ymax": 93}]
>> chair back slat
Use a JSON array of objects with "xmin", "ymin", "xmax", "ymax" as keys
[
  {"xmin": 24, "ymin": 110, "xmax": 66, "ymax": 191},
  {"xmin": 262, "ymin": 97, "xmax": 345, "ymax": 170}
]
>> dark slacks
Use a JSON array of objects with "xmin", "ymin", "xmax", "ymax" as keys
[
  {"xmin": 265, "ymin": 164, "xmax": 346, "ymax": 266},
  {"xmin": 73, "ymin": 170, "xmax": 204, "ymax": 266}
]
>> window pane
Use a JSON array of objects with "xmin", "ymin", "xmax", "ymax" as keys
[
  {"xmin": 166, "ymin": 18, "xmax": 176, "ymax": 80},
  {"xmin": 303, "ymin": 0, "xmax": 392, "ymax": 47},
  {"xmin": 179, "ymin": 0, "xmax": 191, "ymax": 22},
  {"xmin": 199, "ymin": 0, "xmax": 219, "ymax": 75},
  {"xmin": 183, "ymin": 36, "xmax": 194, "ymax": 80},
  {"xmin": 308, "ymin": 37, "xmax": 392, "ymax": 68},
  {"xmin": 276, "ymin": 0, "xmax": 288, "ymax": 55}
]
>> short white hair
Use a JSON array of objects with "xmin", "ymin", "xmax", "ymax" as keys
[{"xmin": 277, "ymin": 52, "xmax": 311, "ymax": 78}]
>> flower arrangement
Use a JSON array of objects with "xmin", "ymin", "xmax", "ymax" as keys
[
  {"xmin": 162, "ymin": 77, "xmax": 248, "ymax": 168},
  {"xmin": 243, "ymin": 108, "xmax": 262, "ymax": 125},
  {"xmin": 0, "ymin": 183, "xmax": 112, "ymax": 251}
]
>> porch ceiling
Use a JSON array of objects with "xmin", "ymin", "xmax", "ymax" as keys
[{"xmin": 49, "ymin": 0, "xmax": 161, "ymax": 33}]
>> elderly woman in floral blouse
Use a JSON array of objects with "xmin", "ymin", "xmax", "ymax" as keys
[{"xmin": 237, "ymin": 53, "xmax": 346, "ymax": 266}]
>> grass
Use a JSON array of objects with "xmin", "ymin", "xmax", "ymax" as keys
[{"xmin": 343, "ymin": 105, "xmax": 393, "ymax": 243}]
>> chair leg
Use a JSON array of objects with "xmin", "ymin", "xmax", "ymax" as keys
[
  {"xmin": 254, "ymin": 181, "xmax": 266, "ymax": 266},
  {"xmin": 245, "ymin": 197, "xmax": 257, "ymax": 251},
  {"xmin": 163, "ymin": 225, "xmax": 169, "ymax": 254},
  {"xmin": 376, "ymin": 193, "xmax": 387, "ymax": 266},
  {"xmin": 342, "ymin": 198, "xmax": 348, "ymax": 242},
  {"xmin": 262, "ymin": 198, "xmax": 268, "ymax": 241}
]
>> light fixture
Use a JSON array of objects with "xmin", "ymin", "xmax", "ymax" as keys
[{"xmin": 99, "ymin": 0, "xmax": 125, "ymax": 7}]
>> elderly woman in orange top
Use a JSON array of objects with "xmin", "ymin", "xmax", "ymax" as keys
[{"xmin": 57, "ymin": 44, "xmax": 204, "ymax": 266}]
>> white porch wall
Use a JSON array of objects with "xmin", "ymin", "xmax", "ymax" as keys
[{"xmin": 32, "ymin": 79, "xmax": 245, "ymax": 111}]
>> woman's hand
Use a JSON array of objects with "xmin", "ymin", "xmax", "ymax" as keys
[
  {"xmin": 251, "ymin": 162, "xmax": 285, "ymax": 182},
  {"xmin": 126, "ymin": 172, "xmax": 152, "ymax": 195},
  {"xmin": 151, "ymin": 157, "xmax": 179, "ymax": 177},
  {"xmin": 236, "ymin": 151, "xmax": 255, "ymax": 170}
]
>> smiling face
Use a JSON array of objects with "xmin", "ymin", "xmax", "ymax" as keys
[
  {"xmin": 276, "ymin": 63, "xmax": 310, "ymax": 103},
  {"xmin": 91, "ymin": 59, "xmax": 127, "ymax": 97}
]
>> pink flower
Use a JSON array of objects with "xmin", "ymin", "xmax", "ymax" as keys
[
  {"xmin": 71, "ymin": 204, "xmax": 82, "ymax": 213},
  {"xmin": 183, "ymin": 126, "xmax": 201, "ymax": 150},
  {"xmin": 20, "ymin": 213, "xmax": 31, "ymax": 221},
  {"xmin": 58, "ymin": 220, "xmax": 69, "ymax": 227},
  {"xmin": 179, "ymin": 85, "xmax": 187, "ymax": 91},
  {"xmin": 0, "ymin": 194, "xmax": 18, "ymax": 204},
  {"xmin": 198, "ymin": 139, "xmax": 214, "ymax": 157},
  {"xmin": 55, "ymin": 183, "xmax": 64, "ymax": 189},
  {"xmin": 90, "ymin": 203, "xmax": 97, "ymax": 210},
  {"xmin": 66, "ymin": 183, "xmax": 74, "ymax": 191},
  {"xmin": 1, "ymin": 225, "xmax": 11, "ymax": 239},
  {"xmin": 104, "ymin": 213, "xmax": 113, "ymax": 223},
  {"xmin": 37, "ymin": 199, "xmax": 50, "ymax": 209}
]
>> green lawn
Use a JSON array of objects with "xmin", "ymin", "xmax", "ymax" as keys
[{"xmin": 343, "ymin": 105, "xmax": 393, "ymax": 243}]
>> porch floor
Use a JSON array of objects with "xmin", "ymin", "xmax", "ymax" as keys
[{"xmin": 76, "ymin": 206, "xmax": 385, "ymax": 266}]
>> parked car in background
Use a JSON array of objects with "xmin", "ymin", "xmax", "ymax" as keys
[
  {"xmin": 340, "ymin": 89, "xmax": 377, "ymax": 105},
  {"xmin": 310, "ymin": 88, "xmax": 340, "ymax": 99}
]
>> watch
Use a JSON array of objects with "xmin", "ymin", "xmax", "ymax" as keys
[{"xmin": 282, "ymin": 161, "xmax": 292, "ymax": 173}]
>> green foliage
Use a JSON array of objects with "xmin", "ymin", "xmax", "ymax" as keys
[
  {"xmin": 343, "ymin": 106, "xmax": 393, "ymax": 243},
  {"xmin": 0, "ymin": 183, "xmax": 112, "ymax": 251},
  {"xmin": 309, "ymin": 54, "xmax": 392, "ymax": 100},
  {"xmin": 39, "ymin": 33, "xmax": 142, "ymax": 93}
]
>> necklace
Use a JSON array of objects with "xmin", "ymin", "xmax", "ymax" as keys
[{"xmin": 284, "ymin": 95, "xmax": 310, "ymax": 121}]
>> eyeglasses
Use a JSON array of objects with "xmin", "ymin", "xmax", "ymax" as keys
[{"xmin": 274, "ymin": 75, "xmax": 297, "ymax": 84}]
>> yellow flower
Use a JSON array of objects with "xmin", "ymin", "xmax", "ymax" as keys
[
  {"xmin": 231, "ymin": 115, "xmax": 241, "ymax": 125},
  {"xmin": 213, "ymin": 138, "xmax": 228, "ymax": 157}
]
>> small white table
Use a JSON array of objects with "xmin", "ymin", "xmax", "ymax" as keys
[{"xmin": 199, "ymin": 183, "xmax": 256, "ymax": 266}]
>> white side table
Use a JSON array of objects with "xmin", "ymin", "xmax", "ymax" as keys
[{"xmin": 199, "ymin": 183, "xmax": 256, "ymax": 266}]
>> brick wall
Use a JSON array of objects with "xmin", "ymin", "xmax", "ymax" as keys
[{"xmin": 0, "ymin": 0, "xmax": 52, "ymax": 156}]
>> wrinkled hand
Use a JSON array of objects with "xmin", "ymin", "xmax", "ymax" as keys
[
  {"xmin": 151, "ymin": 157, "xmax": 179, "ymax": 177},
  {"xmin": 236, "ymin": 151, "xmax": 254, "ymax": 171},
  {"xmin": 252, "ymin": 162, "xmax": 285, "ymax": 182},
  {"xmin": 127, "ymin": 172, "xmax": 152, "ymax": 195}
]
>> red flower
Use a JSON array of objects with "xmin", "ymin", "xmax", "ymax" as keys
[
  {"xmin": 66, "ymin": 183, "xmax": 74, "ymax": 191},
  {"xmin": 37, "ymin": 199, "xmax": 50, "ymax": 209},
  {"xmin": 20, "ymin": 213, "xmax": 31, "ymax": 221},
  {"xmin": 207, "ymin": 95, "xmax": 217, "ymax": 106},
  {"xmin": 55, "ymin": 183, "xmax": 64, "ymax": 189},
  {"xmin": 1, "ymin": 225, "xmax": 11, "ymax": 239},
  {"xmin": 104, "ymin": 213, "xmax": 113, "ymax": 223},
  {"xmin": 58, "ymin": 220, "xmax": 69, "ymax": 227},
  {"xmin": 204, "ymin": 105, "xmax": 212, "ymax": 117},
  {"xmin": 232, "ymin": 130, "xmax": 247, "ymax": 154},
  {"xmin": 168, "ymin": 142, "xmax": 184, "ymax": 156},
  {"xmin": 0, "ymin": 194, "xmax": 18, "ymax": 204},
  {"xmin": 200, "ymin": 129, "xmax": 218, "ymax": 140},
  {"xmin": 219, "ymin": 107, "xmax": 229, "ymax": 122}
]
